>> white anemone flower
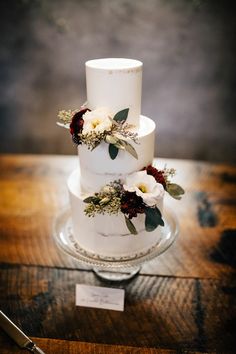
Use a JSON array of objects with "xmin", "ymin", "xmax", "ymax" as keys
[
  {"xmin": 124, "ymin": 170, "xmax": 165, "ymax": 206},
  {"xmin": 82, "ymin": 107, "xmax": 113, "ymax": 134}
]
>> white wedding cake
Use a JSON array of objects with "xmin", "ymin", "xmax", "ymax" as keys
[{"xmin": 58, "ymin": 58, "xmax": 184, "ymax": 259}]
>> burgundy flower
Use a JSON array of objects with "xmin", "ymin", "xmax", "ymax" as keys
[
  {"xmin": 143, "ymin": 165, "xmax": 166, "ymax": 189},
  {"xmin": 70, "ymin": 108, "xmax": 90, "ymax": 145},
  {"xmin": 120, "ymin": 191, "xmax": 145, "ymax": 219}
]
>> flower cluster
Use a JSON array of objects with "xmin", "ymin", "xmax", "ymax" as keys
[
  {"xmin": 120, "ymin": 192, "xmax": 145, "ymax": 219},
  {"xmin": 70, "ymin": 108, "xmax": 90, "ymax": 145},
  {"xmin": 144, "ymin": 165, "xmax": 166, "ymax": 188},
  {"xmin": 84, "ymin": 181, "xmax": 123, "ymax": 217},
  {"xmin": 58, "ymin": 106, "xmax": 138, "ymax": 160},
  {"xmin": 84, "ymin": 165, "xmax": 184, "ymax": 235},
  {"xmin": 143, "ymin": 165, "xmax": 184, "ymax": 200}
]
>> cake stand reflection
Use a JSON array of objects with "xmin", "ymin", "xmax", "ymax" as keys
[{"xmin": 53, "ymin": 207, "xmax": 179, "ymax": 281}]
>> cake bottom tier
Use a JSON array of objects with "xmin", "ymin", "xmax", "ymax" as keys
[{"xmin": 68, "ymin": 169, "xmax": 164, "ymax": 258}]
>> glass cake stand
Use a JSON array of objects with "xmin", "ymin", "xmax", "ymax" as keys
[{"xmin": 53, "ymin": 206, "xmax": 179, "ymax": 281}]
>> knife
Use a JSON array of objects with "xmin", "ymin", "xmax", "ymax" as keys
[{"xmin": 0, "ymin": 310, "xmax": 45, "ymax": 353}]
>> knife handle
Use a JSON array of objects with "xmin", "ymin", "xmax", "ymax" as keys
[
  {"xmin": 0, "ymin": 310, "xmax": 31, "ymax": 348},
  {"xmin": 0, "ymin": 311, "xmax": 45, "ymax": 353},
  {"xmin": 27, "ymin": 343, "xmax": 46, "ymax": 354}
]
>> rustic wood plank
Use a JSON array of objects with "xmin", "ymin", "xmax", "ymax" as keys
[
  {"xmin": 0, "ymin": 263, "xmax": 235, "ymax": 352},
  {"xmin": 0, "ymin": 154, "xmax": 236, "ymax": 278},
  {"xmin": 0, "ymin": 335, "xmax": 206, "ymax": 354}
]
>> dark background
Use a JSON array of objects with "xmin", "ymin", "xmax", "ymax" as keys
[{"xmin": 0, "ymin": 0, "xmax": 236, "ymax": 163}]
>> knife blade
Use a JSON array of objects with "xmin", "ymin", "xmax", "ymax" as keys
[{"xmin": 0, "ymin": 310, "xmax": 45, "ymax": 353}]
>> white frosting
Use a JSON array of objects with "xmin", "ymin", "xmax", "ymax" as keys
[
  {"xmin": 66, "ymin": 58, "xmax": 164, "ymax": 259},
  {"xmin": 68, "ymin": 169, "xmax": 163, "ymax": 258},
  {"xmin": 79, "ymin": 115, "xmax": 155, "ymax": 193},
  {"xmin": 86, "ymin": 58, "xmax": 142, "ymax": 127}
]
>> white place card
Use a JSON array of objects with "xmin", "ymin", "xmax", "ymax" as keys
[{"xmin": 76, "ymin": 284, "xmax": 125, "ymax": 311}]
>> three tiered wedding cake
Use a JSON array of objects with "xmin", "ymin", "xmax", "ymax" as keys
[{"xmin": 58, "ymin": 58, "xmax": 184, "ymax": 259}]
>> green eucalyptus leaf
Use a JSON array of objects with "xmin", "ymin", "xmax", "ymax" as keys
[
  {"xmin": 83, "ymin": 196, "xmax": 97, "ymax": 203},
  {"xmin": 122, "ymin": 141, "xmax": 138, "ymax": 159},
  {"xmin": 109, "ymin": 144, "xmax": 119, "ymax": 160},
  {"xmin": 167, "ymin": 183, "xmax": 185, "ymax": 199},
  {"xmin": 108, "ymin": 116, "xmax": 119, "ymax": 126},
  {"xmin": 99, "ymin": 197, "xmax": 110, "ymax": 205},
  {"xmin": 105, "ymin": 135, "xmax": 119, "ymax": 145},
  {"xmin": 114, "ymin": 139, "xmax": 126, "ymax": 150},
  {"xmin": 170, "ymin": 194, "xmax": 182, "ymax": 200},
  {"xmin": 56, "ymin": 122, "xmax": 70, "ymax": 129},
  {"xmin": 125, "ymin": 216, "xmax": 138, "ymax": 235},
  {"xmin": 145, "ymin": 206, "xmax": 164, "ymax": 232},
  {"xmin": 113, "ymin": 108, "xmax": 129, "ymax": 122}
]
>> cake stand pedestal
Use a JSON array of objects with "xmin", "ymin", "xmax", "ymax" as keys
[{"xmin": 53, "ymin": 208, "xmax": 179, "ymax": 281}]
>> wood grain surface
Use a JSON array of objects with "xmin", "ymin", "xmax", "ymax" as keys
[
  {"xmin": 0, "ymin": 335, "xmax": 201, "ymax": 354},
  {"xmin": 0, "ymin": 154, "xmax": 236, "ymax": 353},
  {"xmin": 1, "ymin": 263, "xmax": 236, "ymax": 352}
]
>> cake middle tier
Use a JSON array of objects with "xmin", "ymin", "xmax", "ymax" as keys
[{"xmin": 78, "ymin": 115, "xmax": 155, "ymax": 193}]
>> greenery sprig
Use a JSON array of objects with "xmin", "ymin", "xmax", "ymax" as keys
[
  {"xmin": 57, "ymin": 109, "xmax": 79, "ymax": 125},
  {"xmin": 162, "ymin": 167, "xmax": 185, "ymax": 200},
  {"xmin": 84, "ymin": 181, "xmax": 122, "ymax": 217}
]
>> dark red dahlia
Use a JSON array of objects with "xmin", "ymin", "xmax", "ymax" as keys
[
  {"xmin": 120, "ymin": 191, "xmax": 145, "ymax": 219},
  {"xmin": 144, "ymin": 165, "xmax": 166, "ymax": 188},
  {"xmin": 70, "ymin": 108, "xmax": 90, "ymax": 145}
]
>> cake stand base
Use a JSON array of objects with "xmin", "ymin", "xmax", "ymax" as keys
[{"xmin": 93, "ymin": 266, "xmax": 141, "ymax": 281}]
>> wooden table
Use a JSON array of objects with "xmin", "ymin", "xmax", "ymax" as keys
[{"xmin": 0, "ymin": 154, "xmax": 235, "ymax": 354}]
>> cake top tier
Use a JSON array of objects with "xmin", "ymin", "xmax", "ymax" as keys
[{"xmin": 85, "ymin": 58, "xmax": 143, "ymax": 127}]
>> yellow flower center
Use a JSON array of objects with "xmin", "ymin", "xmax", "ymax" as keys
[
  {"xmin": 91, "ymin": 119, "xmax": 101, "ymax": 129},
  {"xmin": 138, "ymin": 183, "xmax": 148, "ymax": 193}
]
